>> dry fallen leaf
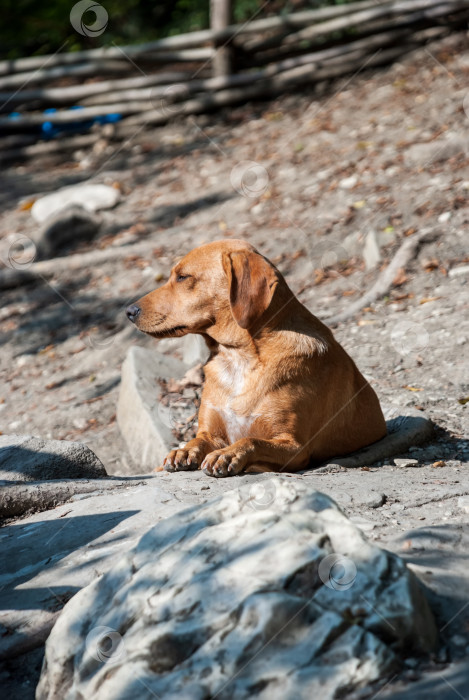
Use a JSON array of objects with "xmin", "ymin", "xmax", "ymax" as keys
[
  {"xmin": 403, "ymin": 385, "xmax": 423, "ymax": 392},
  {"xmin": 419, "ymin": 296, "xmax": 441, "ymax": 304},
  {"xmin": 392, "ymin": 292, "xmax": 414, "ymax": 301},
  {"xmin": 392, "ymin": 268, "xmax": 408, "ymax": 286},
  {"xmin": 166, "ymin": 378, "xmax": 182, "ymax": 393},
  {"xmin": 19, "ymin": 198, "xmax": 36, "ymax": 211},
  {"xmin": 432, "ymin": 461, "xmax": 446, "ymax": 468},
  {"xmin": 422, "ymin": 258, "xmax": 439, "ymax": 272},
  {"xmin": 45, "ymin": 381, "xmax": 60, "ymax": 390},
  {"xmin": 39, "ymin": 344, "xmax": 55, "ymax": 354},
  {"xmin": 180, "ymin": 365, "xmax": 204, "ymax": 387}
]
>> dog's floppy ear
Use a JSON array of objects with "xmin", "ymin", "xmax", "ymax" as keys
[{"xmin": 222, "ymin": 250, "xmax": 278, "ymax": 329}]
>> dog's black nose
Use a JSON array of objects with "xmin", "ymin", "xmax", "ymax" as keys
[{"xmin": 126, "ymin": 304, "xmax": 141, "ymax": 323}]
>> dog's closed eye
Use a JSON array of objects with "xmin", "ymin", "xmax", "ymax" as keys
[{"xmin": 176, "ymin": 273, "xmax": 191, "ymax": 282}]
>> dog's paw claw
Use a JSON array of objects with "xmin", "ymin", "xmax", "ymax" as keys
[
  {"xmin": 163, "ymin": 448, "xmax": 203, "ymax": 472},
  {"xmin": 202, "ymin": 450, "xmax": 245, "ymax": 477}
]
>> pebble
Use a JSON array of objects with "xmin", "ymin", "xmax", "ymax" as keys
[
  {"xmin": 394, "ymin": 458, "xmax": 419, "ymax": 467},
  {"xmin": 72, "ymin": 417, "xmax": 87, "ymax": 430},
  {"xmin": 437, "ymin": 211, "xmax": 451, "ymax": 223},
  {"xmin": 363, "ymin": 230, "xmax": 381, "ymax": 270},
  {"xmin": 457, "ymin": 496, "xmax": 469, "ymax": 514},
  {"xmin": 339, "ymin": 175, "xmax": 358, "ymax": 189},
  {"xmin": 449, "ymin": 264, "xmax": 469, "ymax": 278},
  {"xmin": 362, "ymin": 492, "xmax": 386, "ymax": 509}
]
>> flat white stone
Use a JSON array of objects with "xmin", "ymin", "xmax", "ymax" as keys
[{"xmin": 31, "ymin": 184, "xmax": 120, "ymax": 223}]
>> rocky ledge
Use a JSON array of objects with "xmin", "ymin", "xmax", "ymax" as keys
[{"xmin": 37, "ymin": 479, "xmax": 436, "ymax": 700}]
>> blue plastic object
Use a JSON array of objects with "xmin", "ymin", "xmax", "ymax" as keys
[{"xmin": 5, "ymin": 106, "xmax": 122, "ymax": 138}]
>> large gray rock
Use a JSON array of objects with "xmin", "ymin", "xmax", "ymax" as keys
[
  {"xmin": 31, "ymin": 183, "xmax": 120, "ymax": 224},
  {"xmin": 0, "ymin": 471, "xmax": 270, "ymax": 661},
  {"xmin": 0, "ymin": 434, "xmax": 106, "ymax": 483},
  {"xmin": 117, "ymin": 346, "xmax": 188, "ymax": 470},
  {"xmin": 37, "ymin": 480, "xmax": 437, "ymax": 700},
  {"xmin": 32, "ymin": 204, "xmax": 101, "ymax": 259}
]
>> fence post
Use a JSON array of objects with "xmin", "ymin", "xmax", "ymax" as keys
[{"xmin": 210, "ymin": 0, "xmax": 233, "ymax": 78}]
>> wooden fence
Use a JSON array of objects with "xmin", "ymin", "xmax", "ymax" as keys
[{"xmin": 1, "ymin": 0, "xmax": 468, "ymax": 161}]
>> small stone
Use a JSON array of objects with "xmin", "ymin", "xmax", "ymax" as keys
[
  {"xmin": 457, "ymin": 496, "xmax": 469, "ymax": 514},
  {"xmin": 394, "ymin": 458, "xmax": 419, "ymax": 467},
  {"xmin": 361, "ymin": 492, "xmax": 386, "ymax": 509},
  {"xmin": 363, "ymin": 230, "xmax": 381, "ymax": 270},
  {"xmin": 449, "ymin": 264, "xmax": 469, "ymax": 278},
  {"xmin": 339, "ymin": 174, "xmax": 358, "ymax": 189},
  {"xmin": 438, "ymin": 211, "xmax": 451, "ymax": 223},
  {"xmin": 72, "ymin": 417, "xmax": 88, "ymax": 430}
]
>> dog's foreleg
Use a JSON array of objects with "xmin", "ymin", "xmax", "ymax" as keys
[{"xmin": 201, "ymin": 437, "xmax": 307, "ymax": 478}]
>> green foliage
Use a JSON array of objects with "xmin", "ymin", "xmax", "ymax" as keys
[{"xmin": 0, "ymin": 1, "xmax": 348, "ymax": 59}]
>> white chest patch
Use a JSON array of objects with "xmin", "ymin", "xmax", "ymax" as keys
[
  {"xmin": 216, "ymin": 350, "xmax": 248, "ymax": 396},
  {"xmin": 209, "ymin": 350, "xmax": 260, "ymax": 442},
  {"xmin": 219, "ymin": 407, "xmax": 255, "ymax": 443}
]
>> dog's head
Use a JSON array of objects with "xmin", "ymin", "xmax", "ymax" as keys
[{"xmin": 126, "ymin": 239, "xmax": 284, "ymax": 339}]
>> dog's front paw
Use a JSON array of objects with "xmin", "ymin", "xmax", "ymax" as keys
[
  {"xmin": 162, "ymin": 447, "xmax": 202, "ymax": 472},
  {"xmin": 201, "ymin": 449, "xmax": 247, "ymax": 478}
]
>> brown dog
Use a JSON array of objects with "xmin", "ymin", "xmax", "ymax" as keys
[{"xmin": 126, "ymin": 239, "xmax": 386, "ymax": 477}]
